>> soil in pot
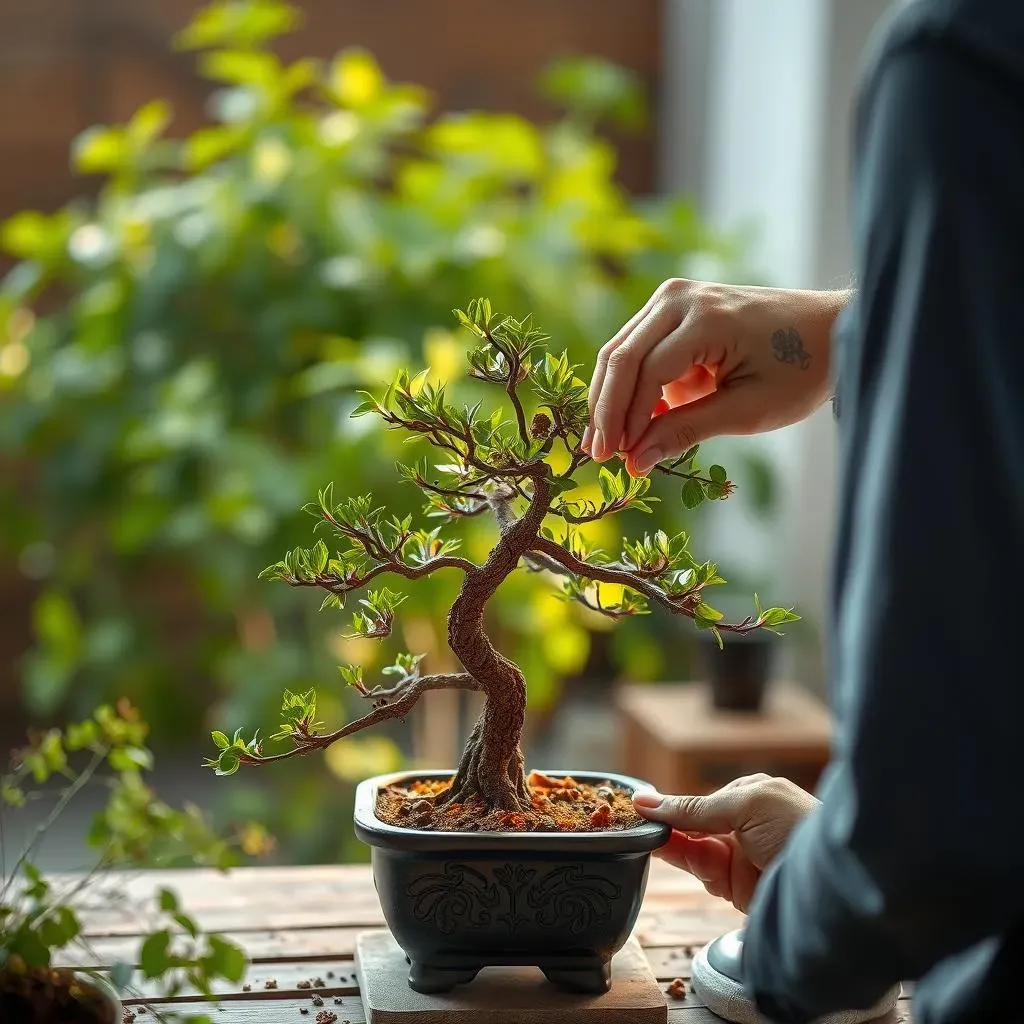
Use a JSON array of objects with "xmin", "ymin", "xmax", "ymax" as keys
[
  {"xmin": 0, "ymin": 960, "xmax": 118, "ymax": 1024},
  {"xmin": 375, "ymin": 771, "xmax": 644, "ymax": 832}
]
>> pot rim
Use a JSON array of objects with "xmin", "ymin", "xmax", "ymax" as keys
[{"xmin": 354, "ymin": 768, "xmax": 670, "ymax": 854}]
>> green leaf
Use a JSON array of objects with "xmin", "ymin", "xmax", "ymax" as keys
[
  {"xmin": 139, "ymin": 929, "xmax": 172, "ymax": 979},
  {"xmin": 1, "ymin": 211, "xmax": 60, "ymax": 261},
  {"xmin": 33, "ymin": 590, "xmax": 82, "ymax": 659},
  {"xmin": 173, "ymin": 912, "xmax": 200, "ymax": 939},
  {"xmin": 65, "ymin": 720, "xmax": 99, "ymax": 751},
  {"xmin": 598, "ymin": 466, "xmax": 622, "ymax": 503},
  {"xmin": 72, "ymin": 126, "xmax": 127, "ymax": 175},
  {"xmin": 762, "ymin": 607, "xmax": 800, "ymax": 627},
  {"xmin": 127, "ymin": 99, "xmax": 172, "ymax": 148},
  {"xmin": 709, "ymin": 464, "xmax": 727, "ymax": 484},
  {"xmin": 199, "ymin": 49, "xmax": 280, "ymax": 88},
  {"xmin": 547, "ymin": 476, "xmax": 579, "ymax": 496},
  {"xmin": 23, "ymin": 863, "xmax": 49, "ymax": 902},
  {"xmin": 39, "ymin": 730, "xmax": 67, "ymax": 773},
  {"xmin": 695, "ymin": 602, "xmax": 723, "ymax": 622},
  {"xmin": 10, "ymin": 926, "xmax": 51, "ymax": 967},
  {"xmin": 319, "ymin": 593, "xmax": 343, "ymax": 612},
  {"xmin": 681, "ymin": 478, "xmax": 705, "ymax": 510},
  {"xmin": 108, "ymin": 746, "xmax": 154, "ymax": 772},
  {"xmin": 540, "ymin": 55, "xmax": 646, "ymax": 131},
  {"xmin": 2, "ymin": 784, "xmax": 25, "ymax": 807},
  {"xmin": 174, "ymin": 0, "xmax": 301, "ymax": 51},
  {"xmin": 312, "ymin": 539, "xmax": 329, "ymax": 574},
  {"xmin": 215, "ymin": 751, "xmax": 241, "ymax": 777},
  {"xmin": 704, "ymin": 480, "xmax": 729, "ymax": 500},
  {"xmin": 211, "ymin": 730, "xmax": 230, "ymax": 750},
  {"xmin": 408, "ymin": 367, "xmax": 430, "ymax": 395},
  {"xmin": 257, "ymin": 561, "xmax": 288, "ymax": 582},
  {"xmin": 38, "ymin": 907, "xmax": 81, "ymax": 950},
  {"xmin": 339, "ymin": 665, "xmax": 363, "ymax": 689},
  {"xmin": 184, "ymin": 125, "xmax": 248, "ymax": 171},
  {"xmin": 158, "ymin": 888, "xmax": 180, "ymax": 913},
  {"xmin": 204, "ymin": 934, "xmax": 247, "ymax": 983},
  {"xmin": 331, "ymin": 48, "xmax": 384, "ymax": 107}
]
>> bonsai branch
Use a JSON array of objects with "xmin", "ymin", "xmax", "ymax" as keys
[
  {"xmin": 290, "ymin": 554, "xmax": 476, "ymax": 597},
  {"xmin": 482, "ymin": 326, "xmax": 530, "ymax": 444},
  {"xmin": 417, "ymin": 477, "xmax": 488, "ymax": 503},
  {"xmin": 573, "ymin": 582, "xmax": 639, "ymax": 620},
  {"xmin": 238, "ymin": 673, "xmax": 481, "ymax": 767},
  {"xmin": 530, "ymin": 537, "xmax": 760, "ymax": 634},
  {"xmin": 378, "ymin": 407, "xmax": 544, "ymax": 483}
]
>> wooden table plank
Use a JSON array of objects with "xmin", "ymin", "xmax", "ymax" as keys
[
  {"xmin": 118, "ymin": 995, "xmax": 917, "ymax": 1024},
  {"xmin": 65, "ymin": 861, "xmax": 915, "ymax": 1022}
]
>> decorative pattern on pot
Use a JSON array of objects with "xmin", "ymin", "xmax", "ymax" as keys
[{"xmin": 406, "ymin": 862, "xmax": 621, "ymax": 936}]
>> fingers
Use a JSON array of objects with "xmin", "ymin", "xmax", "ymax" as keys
[
  {"xmin": 620, "ymin": 335, "xmax": 718, "ymax": 452},
  {"xmin": 622, "ymin": 387, "xmax": 753, "ymax": 478},
  {"xmin": 634, "ymin": 788, "xmax": 748, "ymax": 835},
  {"xmin": 724, "ymin": 833, "xmax": 762, "ymax": 913},
  {"xmin": 656, "ymin": 832, "xmax": 761, "ymax": 911},
  {"xmin": 589, "ymin": 301, "xmax": 681, "ymax": 461},
  {"xmin": 655, "ymin": 832, "xmax": 735, "ymax": 903},
  {"xmin": 585, "ymin": 294, "xmax": 659, "ymax": 454}
]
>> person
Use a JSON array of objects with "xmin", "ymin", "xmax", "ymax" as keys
[{"xmin": 583, "ymin": 1, "xmax": 1024, "ymax": 1022}]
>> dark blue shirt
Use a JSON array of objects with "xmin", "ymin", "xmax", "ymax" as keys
[{"xmin": 741, "ymin": 2, "xmax": 1024, "ymax": 1021}]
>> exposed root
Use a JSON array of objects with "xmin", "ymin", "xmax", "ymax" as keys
[{"xmin": 438, "ymin": 722, "xmax": 531, "ymax": 813}]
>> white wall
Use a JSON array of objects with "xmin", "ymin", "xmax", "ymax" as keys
[{"xmin": 660, "ymin": 0, "xmax": 894, "ymax": 692}]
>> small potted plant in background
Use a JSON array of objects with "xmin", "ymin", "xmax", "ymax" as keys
[
  {"xmin": 0, "ymin": 701, "xmax": 256, "ymax": 1023},
  {"xmin": 695, "ymin": 589, "xmax": 777, "ymax": 712},
  {"xmin": 208, "ymin": 300, "xmax": 797, "ymax": 996}
]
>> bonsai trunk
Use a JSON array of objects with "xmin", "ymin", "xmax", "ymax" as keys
[
  {"xmin": 437, "ymin": 477, "xmax": 550, "ymax": 813},
  {"xmin": 439, "ymin": 572, "xmax": 531, "ymax": 812}
]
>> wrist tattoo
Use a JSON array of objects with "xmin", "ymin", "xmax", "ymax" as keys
[{"xmin": 771, "ymin": 327, "xmax": 811, "ymax": 370}]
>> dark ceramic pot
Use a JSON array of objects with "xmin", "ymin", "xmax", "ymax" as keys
[{"xmin": 353, "ymin": 769, "xmax": 670, "ymax": 996}]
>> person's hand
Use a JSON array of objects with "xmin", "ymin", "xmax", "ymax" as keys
[
  {"xmin": 633, "ymin": 774, "xmax": 819, "ymax": 913},
  {"xmin": 583, "ymin": 279, "xmax": 850, "ymax": 476}
]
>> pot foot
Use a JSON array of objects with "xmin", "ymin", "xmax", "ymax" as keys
[
  {"xmin": 407, "ymin": 960, "xmax": 481, "ymax": 994},
  {"xmin": 542, "ymin": 959, "xmax": 612, "ymax": 995}
]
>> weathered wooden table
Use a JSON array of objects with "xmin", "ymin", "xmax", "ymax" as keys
[{"xmin": 70, "ymin": 860, "xmax": 913, "ymax": 1022}]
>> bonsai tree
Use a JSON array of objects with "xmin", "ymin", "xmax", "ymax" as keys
[{"xmin": 207, "ymin": 300, "xmax": 797, "ymax": 814}]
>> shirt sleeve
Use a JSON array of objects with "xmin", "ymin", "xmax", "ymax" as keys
[{"xmin": 739, "ymin": 26, "xmax": 1024, "ymax": 1024}]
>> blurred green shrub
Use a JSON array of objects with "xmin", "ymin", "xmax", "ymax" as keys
[{"xmin": 0, "ymin": 0, "xmax": 749, "ymax": 859}]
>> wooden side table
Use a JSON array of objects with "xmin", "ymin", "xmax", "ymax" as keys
[{"xmin": 615, "ymin": 680, "xmax": 833, "ymax": 796}]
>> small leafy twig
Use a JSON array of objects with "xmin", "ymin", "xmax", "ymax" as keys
[
  {"xmin": 0, "ymin": 749, "xmax": 106, "ymax": 903},
  {"xmin": 653, "ymin": 447, "xmax": 736, "ymax": 509}
]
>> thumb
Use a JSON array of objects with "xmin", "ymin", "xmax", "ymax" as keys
[
  {"xmin": 633, "ymin": 789, "xmax": 743, "ymax": 835},
  {"xmin": 624, "ymin": 390, "xmax": 751, "ymax": 477}
]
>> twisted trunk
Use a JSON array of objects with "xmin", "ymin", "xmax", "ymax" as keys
[{"xmin": 439, "ymin": 477, "xmax": 550, "ymax": 812}]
